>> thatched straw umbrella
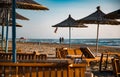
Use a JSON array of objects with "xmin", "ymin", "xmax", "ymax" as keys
[
  {"xmin": 0, "ymin": 0, "xmax": 48, "ymax": 62},
  {"xmin": 0, "ymin": 20, "xmax": 22, "ymax": 27},
  {"xmin": 52, "ymin": 14, "xmax": 88, "ymax": 48},
  {"xmin": 0, "ymin": 0, "xmax": 49, "ymax": 10},
  {"xmin": 77, "ymin": 6, "xmax": 120, "ymax": 56},
  {"xmin": 105, "ymin": 9, "xmax": 120, "ymax": 19},
  {"xmin": 0, "ymin": 8, "xmax": 29, "ymax": 52}
]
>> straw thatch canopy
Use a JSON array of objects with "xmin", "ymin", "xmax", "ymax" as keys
[
  {"xmin": 52, "ymin": 15, "xmax": 87, "ymax": 48},
  {"xmin": 0, "ymin": 19, "xmax": 22, "ymax": 27},
  {"xmin": 11, "ymin": 12, "xmax": 29, "ymax": 20},
  {"xmin": 77, "ymin": 6, "xmax": 120, "ymax": 25},
  {"xmin": 77, "ymin": 6, "xmax": 120, "ymax": 55},
  {"xmin": 0, "ymin": 0, "xmax": 49, "ymax": 10},
  {"xmin": 105, "ymin": 9, "xmax": 120, "ymax": 19},
  {"xmin": 52, "ymin": 15, "xmax": 87, "ymax": 27},
  {"xmin": 0, "ymin": 9, "xmax": 29, "ymax": 20},
  {"xmin": 0, "ymin": 20, "xmax": 22, "ymax": 27}
]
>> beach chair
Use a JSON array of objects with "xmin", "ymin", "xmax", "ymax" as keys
[
  {"xmin": 67, "ymin": 49, "xmax": 75, "ymax": 55},
  {"xmin": 56, "ymin": 48, "xmax": 68, "ymax": 58},
  {"xmin": 112, "ymin": 59, "xmax": 120, "ymax": 77},
  {"xmin": 80, "ymin": 47, "xmax": 98, "ymax": 66},
  {"xmin": 66, "ymin": 48, "xmax": 83, "ymax": 59},
  {"xmin": 74, "ymin": 49, "xmax": 82, "ymax": 55},
  {"xmin": 80, "ymin": 47, "xmax": 95, "ymax": 59}
]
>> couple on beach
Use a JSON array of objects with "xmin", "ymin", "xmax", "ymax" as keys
[{"xmin": 59, "ymin": 37, "xmax": 64, "ymax": 44}]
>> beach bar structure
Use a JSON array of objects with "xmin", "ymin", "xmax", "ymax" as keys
[{"xmin": 0, "ymin": 52, "xmax": 87, "ymax": 77}]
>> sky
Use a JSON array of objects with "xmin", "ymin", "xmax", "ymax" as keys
[{"xmin": 2, "ymin": 0, "xmax": 120, "ymax": 39}]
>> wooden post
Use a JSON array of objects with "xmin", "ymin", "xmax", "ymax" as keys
[{"xmin": 99, "ymin": 53, "xmax": 103, "ymax": 71}]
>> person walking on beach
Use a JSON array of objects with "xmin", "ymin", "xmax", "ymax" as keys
[
  {"xmin": 59, "ymin": 37, "xmax": 62, "ymax": 44},
  {"xmin": 61, "ymin": 37, "xmax": 64, "ymax": 44}
]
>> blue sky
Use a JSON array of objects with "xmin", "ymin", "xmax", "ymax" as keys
[{"xmin": 3, "ymin": 0, "xmax": 120, "ymax": 39}]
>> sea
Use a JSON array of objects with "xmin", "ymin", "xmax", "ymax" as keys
[{"xmin": 21, "ymin": 38, "xmax": 120, "ymax": 48}]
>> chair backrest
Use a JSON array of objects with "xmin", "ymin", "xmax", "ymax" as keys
[
  {"xmin": 67, "ymin": 49, "xmax": 75, "ymax": 55},
  {"xmin": 80, "ymin": 47, "xmax": 95, "ymax": 58},
  {"xmin": 74, "ymin": 49, "xmax": 82, "ymax": 55}
]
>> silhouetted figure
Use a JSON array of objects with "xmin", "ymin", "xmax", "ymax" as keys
[
  {"xmin": 59, "ymin": 37, "xmax": 62, "ymax": 44},
  {"xmin": 61, "ymin": 37, "xmax": 64, "ymax": 44}
]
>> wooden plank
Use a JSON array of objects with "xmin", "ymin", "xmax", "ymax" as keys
[
  {"xmin": 80, "ymin": 68, "xmax": 86, "ymax": 77},
  {"xmin": 69, "ymin": 68, "xmax": 74, "ymax": 77},
  {"xmin": 18, "ymin": 66, "xmax": 24, "ymax": 77},
  {"xmin": 11, "ymin": 67, "xmax": 17, "ymax": 77},
  {"xmin": 44, "ymin": 68, "xmax": 50, "ymax": 77},
  {"xmin": 31, "ymin": 67, "xmax": 37, "ymax": 77},
  {"xmin": 0, "ymin": 63, "xmax": 56, "ymax": 67},
  {"xmin": 24, "ymin": 67, "xmax": 30, "ymax": 77},
  {"xmin": 63, "ymin": 69, "xmax": 67, "ymax": 77},
  {"xmin": 0, "ymin": 66, "xmax": 3, "ymax": 77},
  {"xmin": 50, "ymin": 68, "xmax": 57, "ymax": 77},
  {"xmin": 4, "ymin": 66, "xmax": 9, "ymax": 77},
  {"xmin": 57, "ymin": 69, "xmax": 61, "ymax": 77},
  {"xmin": 74, "ymin": 68, "xmax": 80, "ymax": 77},
  {"xmin": 38, "ymin": 68, "xmax": 43, "ymax": 77}
]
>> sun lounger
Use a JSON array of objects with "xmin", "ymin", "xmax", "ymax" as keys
[
  {"xmin": 80, "ymin": 47, "xmax": 100, "ymax": 66},
  {"xmin": 80, "ymin": 47, "xmax": 95, "ymax": 59}
]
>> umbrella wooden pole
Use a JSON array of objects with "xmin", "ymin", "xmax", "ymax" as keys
[
  {"xmin": 1, "ymin": 25, "xmax": 4, "ymax": 49},
  {"xmin": 12, "ymin": 0, "xmax": 17, "ymax": 63},
  {"xmin": 96, "ymin": 23, "xmax": 100, "ymax": 56},
  {"xmin": 1, "ymin": 10, "xmax": 5, "ymax": 49},
  {"xmin": 69, "ymin": 26, "xmax": 71, "ymax": 48},
  {"xmin": 5, "ymin": 8, "xmax": 10, "ymax": 53}
]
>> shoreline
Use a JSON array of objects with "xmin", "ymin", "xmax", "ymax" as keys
[
  {"xmin": 105, "ymin": 46, "xmax": 120, "ymax": 48},
  {"xmin": 7, "ymin": 42, "xmax": 120, "ymax": 55}
]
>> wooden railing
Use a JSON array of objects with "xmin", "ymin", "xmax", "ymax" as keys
[
  {"xmin": 0, "ymin": 47, "xmax": 21, "ymax": 52},
  {"xmin": 0, "ymin": 52, "xmax": 47, "ymax": 62},
  {"xmin": 0, "ymin": 62, "xmax": 86, "ymax": 77}
]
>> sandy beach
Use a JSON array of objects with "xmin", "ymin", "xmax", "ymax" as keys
[
  {"xmin": 8, "ymin": 41, "xmax": 120, "ymax": 57},
  {"xmin": 0, "ymin": 41, "xmax": 118, "ymax": 77}
]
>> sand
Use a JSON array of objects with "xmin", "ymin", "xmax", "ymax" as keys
[
  {"xmin": 6, "ymin": 42, "xmax": 120, "ymax": 77},
  {"xmin": 8, "ymin": 41, "xmax": 120, "ymax": 56}
]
